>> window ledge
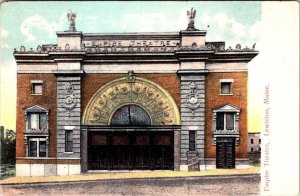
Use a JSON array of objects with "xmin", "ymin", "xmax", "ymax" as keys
[
  {"xmin": 21, "ymin": 157, "xmax": 49, "ymax": 159},
  {"xmin": 220, "ymin": 93, "xmax": 233, "ymax": 96},
  {"xmin": 30, "ymin": 94, "xmax": 43, "ymax": 96},
  {"xmin": 64, "ymin": 152, "xmax": 74, "ymax": 154}
]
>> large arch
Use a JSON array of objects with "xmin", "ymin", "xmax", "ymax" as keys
[{"xmin": 82, "ymin": 76, "xmax": 180, "ymax": 125}]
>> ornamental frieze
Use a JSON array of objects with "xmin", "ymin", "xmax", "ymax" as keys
[{"xmin": 82, "ymin": 75, "xmax": 180, "ymax": 125}]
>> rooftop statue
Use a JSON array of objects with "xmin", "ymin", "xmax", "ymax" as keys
[
  {"xmin": 186, "ymin": 8, "xmax": 199, "ymax": 31},
  {"xmin": 67, "ymin": 10, "xmax": 76, "ymax": 31}
]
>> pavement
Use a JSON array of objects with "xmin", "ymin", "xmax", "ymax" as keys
[{"xmin": 0, "ymin": 166, "xmax": 260, "ymax": 185}]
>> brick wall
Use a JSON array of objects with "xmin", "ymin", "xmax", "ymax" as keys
[
  {"xmin": 16, "ymin": 74, "xmax": 57, "ymax": 158},
  {"xmin": 205, "ymin": 72, "xmax": 248, "ymax": 158},
  {"xmin": 81, "ymin": 73, "xmax": 181, "ymax": 118}
]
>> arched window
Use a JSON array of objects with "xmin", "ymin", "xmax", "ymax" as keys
[{"xmin": 110, "ymin": 105, "xmax": 151, "ymax": 126}]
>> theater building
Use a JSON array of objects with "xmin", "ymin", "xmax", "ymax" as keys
[{"xmin": 14, "ymin": 10, "xmax": 258, "ymax": 176}]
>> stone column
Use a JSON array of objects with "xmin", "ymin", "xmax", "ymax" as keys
[
  {"xmin": 174, "ymin": 130, "xmax": 181, "ymax": 171},
  {"xmin": 179, "ymin": 74, "xmax": 206, "ymax": 171}
]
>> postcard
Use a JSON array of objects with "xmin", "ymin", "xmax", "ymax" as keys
[{"xmin": 0, "ymin": 1, "xmax": 298, "ymax": 195}]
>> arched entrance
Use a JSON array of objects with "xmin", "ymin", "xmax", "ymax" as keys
[{"xmin": 83, "ymin": 76, "xmax": 180, "ymax": 170}]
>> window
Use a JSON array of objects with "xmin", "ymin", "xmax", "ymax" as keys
[
  {"xmin": 28, "ymin": 113, "xmax": 47, "ymax": 130},
  {"xmin": 28, "ymin": 138, "xmax": 46, "ymax": 157},
  {"xmin": 220, "ymin": 79, "xmax": 233, "ymax": 95},
  {"xmin": 251, "ymin": 139, "xmax": 254, "ymax": 144},
  {"xmin": 65, "ymin": 130, "xmax": 73, "ymax": 152},
  {"xmin": 259, "ymin": 139, "xmax": 261, "ymax": 144},
  {"xmin": 189, "ymin": 131, "xmax": 196, "ymax": 151},
  {"xmin": 31, "ymin": 81, "xmax": 43, "ymax": 95},
  {"xmin": 251, "ymin": 148, "xmax": 253, "ymax": 152},
  {"xmin": 212, "ymin": 104, "xmax": 240, "ymax": 146},
  {"xmin": 221, "ymin": 82, "xmax": 231, "ymax": 94},
  {"xmin": 216, "ymin": 112, "xmax": 235, "ymax": 130},
  {"xmin": 259, "ymin": 147, "xmax": 261, "ymax": 152},
  {"xmin": 110, "ymin": 105, "xmax": 151, "ymax": 126},
  {"xmin": 24, "ymin": 105, "xmax": 49, "ymax": 158}
]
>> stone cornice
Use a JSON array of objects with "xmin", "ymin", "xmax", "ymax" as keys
[
  {"xmin": 177, "ymin": 69, "xmax": 209, "ymax": 75},
  {"xmin": 52, "ymin": 70, "xmax": 85, "ymax": 76},
  {"xmin": 208, "ymin": 51, "xmax": 259, "ymax": 62},
  {"xmin": 13, "ymin": 49, "xmax": 259, "ymax": 64},
  {"xmin": 175, "ymin": 50, "xmax": 214, "ymax": 61},
  {"xmin": 56, "ymin": 31, "xmax": 83, "ymax": 37},
  {"xmin": 180, "ymin": 30, "xmax": 207, "ymax": 36}
]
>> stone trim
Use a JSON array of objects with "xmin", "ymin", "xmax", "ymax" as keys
[{"xmin": 212, "ymin": 104, "xmax": 241, "ymax": 145}]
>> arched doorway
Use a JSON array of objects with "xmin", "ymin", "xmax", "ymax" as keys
[
  {"xmin": 88, "ymin": 104, "xmax": 174, "ymax": 170},
  {"xmin": 84, "ymin": 76, "xmax": 179, "ymax": 171}
]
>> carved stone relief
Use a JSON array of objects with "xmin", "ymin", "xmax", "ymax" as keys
[
  {"xmin": 83, "ymin": 75, "xmax": 180, "ymax": 125},
  {"xmin": 186, "ymin": 82, "xmax": 202, "ymax": 117},
  {"xmin": 61, "ymin": 82, "xmax": 78, "ymax": 115}
]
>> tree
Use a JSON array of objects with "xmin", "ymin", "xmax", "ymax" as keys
[{"xmin": 1, "ymin": 129, "xmax": 16, "ymax": 165}]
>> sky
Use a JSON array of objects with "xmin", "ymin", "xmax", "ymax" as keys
[{"xmin": 0, "ymin": 1, "xmax": 276, "ymax": 133}]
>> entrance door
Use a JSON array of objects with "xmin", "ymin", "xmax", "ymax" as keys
[
  {"xmin": 88, "ymin": 131, "xmax": 174, "ymax": 170},
  {"xmin": 216, "ymin": 137, "xmax": 235, "ymax": 169}
]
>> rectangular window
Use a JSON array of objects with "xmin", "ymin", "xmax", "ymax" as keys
[
  {"xmin": 226, "ymin": 113, "xmax": 234, "ymax": 130},
  {"xmin": 251, "ymin": 139, "xmax": 254, "ymax": 144},
  {"xmin": 216, "ymin": 112, "xmax": 235, "ymax": 130},
  {"xmin": 221, "ymin": 82, "xmax": 231, "ymax": 94},
  {"xmin": 216, "ymin": 113, "xmax": 224, "ymax": 130},
  {"xmin": 28, "ymin": 138, "xmax": 46, "ymax": 157},
  {"xmin": 251, "ymin": 148, "xmax": 253, "ymax": 152},
  {"xmin": 259, "ymin": 139, "xmax": 261, "ymax": 144},
  {"xmin": 28, "ymin": 113, "xmax": 47, "ymax": 130},
  {"xmin": 29, "ymin": 140, "xmax": 37, "ymax": 157},
  {"xmin": 31, "ymin": 81, "xmax": 43, "ymax": 95},
  {"xmin": 189, "ymin": 131, "xmax": 196, "ymax": 151},
  {"xmin": 29, "ymin": 113, "xmax": 39, "ymax": 130},
  {"xmin": 65, "ymin": 130, "xmax": 73, "ymax": 152},
  {"xmin": 39, "ymin": 141, "xmax": 47, "ymax": 157}
]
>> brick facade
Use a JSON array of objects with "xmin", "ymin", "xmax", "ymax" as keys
[
  {"xmin": 16, "ymin": 74, "xmax": 57, "ymax": 158},
  {"xmin": 205, "ymin": 72, "xmax": 248, "ymax": 158}
]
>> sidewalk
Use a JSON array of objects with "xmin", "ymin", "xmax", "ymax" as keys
[{"xmin": 0, "ymin": 167, "xmax": 260, "ymax": 185}]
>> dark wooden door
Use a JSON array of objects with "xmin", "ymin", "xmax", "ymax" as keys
[
  {"xmin": 88, "ymin": 131, "xmax": 174, "ymax": 170},
  {"xmin": 216, "ymin": 137, "xmax": 235, "ymax": 169}
]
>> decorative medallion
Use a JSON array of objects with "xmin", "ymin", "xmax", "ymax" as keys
[
  {"xmin": 61, "ymin": 82, "xmax": 78, "ymax": 116},
  {"xmin": 186, "ymin": 82, "xmax": 201, "ymax": 117},
  {"xmin": 82, "ymin": 76, "xmax": 180, "ymax": 125}
]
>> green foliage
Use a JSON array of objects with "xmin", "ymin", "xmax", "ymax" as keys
[
  {"xmin": 1, "ymin": 129, "xmax": 16, "ymax": 165},
  {"xmin": 0, "ymin": 164, "xmax": 15, "ymax": 179}
]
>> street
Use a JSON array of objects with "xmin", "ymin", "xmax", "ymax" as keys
[{"xmin": 1, "ymin": 174, "xmax": 260, "ymax": 196}]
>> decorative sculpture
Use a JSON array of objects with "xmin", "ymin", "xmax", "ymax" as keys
[
  {"xmin": 37, "ymin": 45, "xmax": 42, "ymax": 53},
  {"xmin": 235, "ymin": 44, "xmax": 241, "ymax": 50},
  {"xmin": 61, "ymin": 82, "xmax": 78, "ymax": 116},
  {"xmin": 67, "ymin": 10, "xmax": 76, "ymax": 32},
  {"xmin": 186, "ymin": 82, "xmax": 201, "ymax": 117},
  {"xmin": 186, "ymin": 8, "xmax": 199, "ymax": 31},
  {"xmin": 20, "ymin": 46, "xmax": 25, "ymax": 53},
  {"xmin": 127, "ymin": 70, "xmax": 135, "ymax": 83}
]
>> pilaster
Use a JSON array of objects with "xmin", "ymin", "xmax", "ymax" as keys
[
  {"xmin": 56, "ymin": 76, "xmax": 81, "ymax": 159},
  {"xmin": 178, "ymin": 72, "xmax": 206, "ymax": 171}
]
